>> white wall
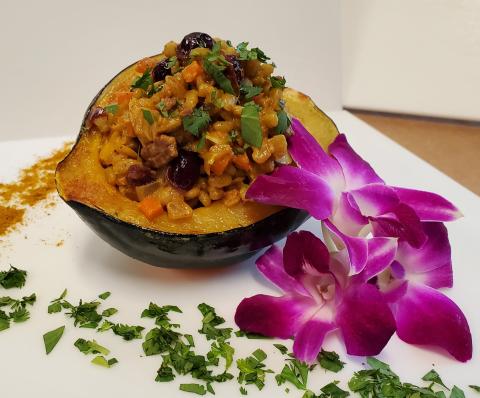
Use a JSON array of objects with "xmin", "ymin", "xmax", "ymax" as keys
[
  {"xmin": 0, "ymin": 0, "xmax": 341, "ymax": 141},
  {"xmin": 342, "ymin": 0, "xmax": 480, "ymax": 121}
]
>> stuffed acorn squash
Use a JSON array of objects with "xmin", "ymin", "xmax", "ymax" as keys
[{"xmin": 56, "ymin": 33, "xmax": 338, "ymax": 267}]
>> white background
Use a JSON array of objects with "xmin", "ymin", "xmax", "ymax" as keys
[{"xmin": 0, "ymin": 0, "xmax": 341, "ymax": 141}]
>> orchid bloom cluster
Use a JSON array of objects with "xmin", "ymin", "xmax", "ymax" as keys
[{"xmin": 235, "ymin": 119, "xmax": 472, "ymax": 364}]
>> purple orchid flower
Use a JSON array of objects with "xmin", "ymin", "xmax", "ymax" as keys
[
  {"xmin": 247, "ymin": 119, "xmax": 461, "ymax": 273},
  {"xmin": 356, "ymin": 222, "xmax": 472, "ymax": 362},
  {"xmin": 235, "ymin": 230, "xmax": 397, "ymax": 363}
]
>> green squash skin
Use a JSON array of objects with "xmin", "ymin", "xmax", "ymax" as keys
[
  {"xmin": 56, "ymin": 55, "xmax": 317, "ymax": 268},
  {"xmin": 66, "ymin": 200, "xmax": 309, "ymax": 267}
]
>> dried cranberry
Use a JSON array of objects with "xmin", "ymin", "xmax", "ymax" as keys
[
  {"xmin": 224, "ymin": 55, "xmax": 244, "ymax": 91},
  {"xmin": 152, "ymin": 59, "xmax": 172, "ymax": 82},
  {"xmin": 166, "ymin": 151, "xmax": 202, "ymax": 190},
  {"xmin": 126, "ymin": 164, "xmax": 155, "ymax": 186},
  {"xmin": 177, "ymin": 32, "xmax": 214, "ymax": 64}
]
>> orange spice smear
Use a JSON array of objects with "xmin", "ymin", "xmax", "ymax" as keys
[{"xmin": 0, "ymin": 142, "xmax": 72, "ymax": 236}]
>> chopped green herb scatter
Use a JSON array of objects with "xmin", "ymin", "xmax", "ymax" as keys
[
  {"xmin": 422, "ymin": 369, "xmax": 449, "ymax": 389},
  {"xmin": 239, "ymin": 386, "xmax": 248, "ymax": 395},
  {"xmin": 183, "ymin": 108, "xmax": 211, "ymax": 137},
  {"xmin": 470, "ymin": 385, "xmax": 480, "ymax": 392},
  {"xmin": 131, "ymin": 68, "xmax": 153, "ymax": 91},
  {"xmin": 320, "ymin": 382, "xmax": 349, "ymax": 398},
  {"xmin": 142, "ymin": 326, "xmax": 181, "ymax": 356},
  {"xmin": 270, "ymin": 76, "xmax": 286, "ymax": 89},
  {"xmin": 276, "ymin": 357, "xmax": 312, "ymax": 390},
  {"xmin": 65, "ymin": 299, "xmax": 102, "ymax": 328},
  {"xmin": 179, "ymin": 383, "xmax": 206, "ymax": 395},
  {"xmin": 0, "ymin": 293, "xmax": 36, "ymax": 329},
  {"xmin": 74, "ymin": 338, "xmax": 110, "ymax": 356},
  {"xmin": 104, "ymin": 104, "xmax": 118, "ymax": 114},
  {"xmin": 198, "ymin": 303, "xmax": 232, "ymax": 341},
  {"xmin": 235, "ymin": 330, "xmax": 270, "ymax": 339},
  {"xmin": 98, "ymin": 291, "xmax": 111, "ymax": 300},
  {"xmin": 273, "ymin": 344, "xmax": 288, "ymax": 354},
  {"xmin": 240, "ymin": 84, "xmax": 263, "ymax": 100},
  {"xmin": 142, "ymin": 109, "xmax": 155, "ymax": 125},
  {"xmin": 112, "ymin": 323, "xmax": 144, "ymax": 340},
  {"xmin": 101, "ymin": 308, "xmax": 118, "ymax": 317},
  {"xmin": 237, "ymin": 349, "xmax": 273, "ymax": 391},
  {"xmin": 317, "ymin": 349, "xmax": 345, "ymax": 373},
  {"xmin": 275, "ymin": 109, "xmax": 291, "ymax": 134},
  {"xmin": 236, "ymin": 42, "xmax": 270, "ymax": 63},
  {"xmin": 241, "ymin": 103, "xmax": 263, "ymax": 148},
  {"xmin": 208, "ymin": 341, "xmax": 235, "ymax": 370},
  {"xmin": 0, "ymin": 266, "xmax": 27, "ymax": 289},
  {"xmin": 203, "ymin": 58, "xmax": 234, "ymax": 95},
  {"xmin": 450, "ymin": 386, "xmax": 465, "ymax": 398},
  {"xmin": 91, "ymin": 355, "xmax": 118, "ymax": 368},
  {"xmin": 141, "ymin": 302, "xmax": 181, "ymax": 328},
  {"xmin": 43, "ymin": 325, "xmax": 65, "ymax": 354}
]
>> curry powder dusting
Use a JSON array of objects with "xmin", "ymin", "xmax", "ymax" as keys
[{"xmin": 0, "ymin": 142, "xmax": 72, "ymax": 236}]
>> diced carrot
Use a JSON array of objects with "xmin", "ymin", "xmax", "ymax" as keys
[
  {"xmin": 138, "ymin": 196, "xmax": 164, "ymax": 220},
  {"xmin": 181, "ymin": 61, "xmax": 202, "ymax": 83},
  {"xmin": 135, "ymin": 57, "xmax": 156, "ymax": 73},
  {"xmin": 211, "ymin": 155, "xmax": 231, "ymax": 176},
  {"xmin": 232, "ymin": 153, "xmax": 251, "ymax": 171},
  {"xmin": 116, "ymin": 91, "xmax": 133, "ymax": 105}
]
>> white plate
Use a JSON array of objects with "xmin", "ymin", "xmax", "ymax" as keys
[{"xmin": 0, "ymin": 111, "xmax": 478, "ymax": 397}]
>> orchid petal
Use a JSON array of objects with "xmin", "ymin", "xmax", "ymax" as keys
[
  {"xmin": 234, "ymin": 294, "xmax": 315, "ymax": 339},
  {"xmin": 289, "ymin": 118, "xmax": 344, "ymax": 191},
  {"xmin": 292, "ymin": 318, "xmax": 336, "ymax": 363},
  {"xmin": 246, "ymin": 166, "xmax": 335, "ymax": 220},
  {"xmin": 256, "ymin": 245, "xmax": 308, "ymax": 295},
  {"xmin": 329, "ymin": 192, "xmax": 368, "ymax": 236},
  {"xmin": 283, "ymin": 231, "xmax": 330, "ymax": 278},
  {"xmin": 336, "ymin": 283, "xmax": 396, "ymax": 356},
  {"xmin": 323, "ymin": 220, "xmax": 369, "ymax": 274},
  {"xmin": 329, "ymin": 134, "xmax": 384, "ymax": 190},
  {"xmin": 394, "ymin": 283, "xmax": 472, "ymax": 362},
  {"xmin": 356, "ymin": 237, "xmax": 398, "ymax": 283},
  {"xmin": 396, "ymin": 222, "xmax": 453, "ymax": 288},
  {"xmin": 393, "ymin": 187, "xmax": 462, "ymax": 222},
  {"xmin": 348, "ymin": 183, "xmax": 399, "ymax": 217},
  {"xmin": 371, "ymin": 203, "xmax": 427, "ymax": 248}
]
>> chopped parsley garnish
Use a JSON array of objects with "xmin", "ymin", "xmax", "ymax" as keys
[
  {"xmin": 104, "ymin": 104, "xmax": 118, "ymax": 114},
  {"xmin": 0, "ymin": 293, "xmax": 36, "ymax": 330},
  {"xmin": 64, "ymin": 299, "xmax": 103, "ymax": 328},
  {"xmin": 196, "ymin": 134, "xmax": 207, "ymax": 151},
  {"xmin": 48, "ymin": 288, "xmax": 67, "ymax": 313},
  {"xmin": 235, "ymin": 330, "xmax": 270, "ymax": 339},
  {"xmin": 156, "ymin": 101, "xmax": 169, "ymax": 118},
  {"xmin": 156, "ymin": 362, "xmax": 175, "ymax": 382},
  {"xmin": 320, "ymin": 382, "xmax": 350, "ymax": 398},
  {"xmin": 422, "ymin": 369, "xmax": 449, "ymax": 389},
  {"xmin": 275, "ymin": 109, "xmax": 291, "ymax": 134},
  {"xmin": 142, "ymin": 109, "xmax": 155, "ymax": 125},
  {"xmin": 241, "ymin": 103, "xmax": 263, "ymax": 148},
  {"xmin": 183, "ymin": 108, "xmax": 211, "ymax": 137},
  {"xmin": 197, "ymin": 303, "xmax": 232, "ymax": 341},
  {"xmin": 141, "ymin": 302, "xmax": 181, "ymax": 328},
  {"xmin": 91, "ymin": 355, "xmax": 118, "ymax": 368},
  {"xmin": 317, "ymin": 349, "xmax": 345, "ymax": 373},
  {"xmin": 237, "ymin": 349, "xmax": 273, "ymax": 391},
  {"xmin": 98, "ymin": 291, "xmax": 111, "ymax": 300},
  {"xmin": 270, "ymin": 76, "xmax": 286, "ymax": 89},
  {"xmin": 131, "ymin": 68, "xmax": 153, "ymax": 91},
  {"xmin": 166, "ymin": 56, "xmax": 177, "ymax": 69},
  {"xmin": 97, "ymin": 319, "xmax": 114, "ymax": 332},
  {"xmin": 142, "ymin": 326, "xmax": 181, "ymax": 356},
  {"xmin": 451, "ymin": 386, "xmax": 466, "ymax": 398},
  {"xmin": 276, "ymin": 357, "xmax": 313, "ymax": 390},
  {"xmin": 207, "ymin": 341, "xmax": 235, "ymax": 370},
  {"xmin": 179, "ymin": 383, "xmax": 206, "ymax": 395},
  {"xmin": 43, "ymin": 325, "xmax": 65, "ymax": 354},
  {"xmin": 203, "ymin": 58, "xmax": 235, "ymax": 95},
  {"xmin": 236, "ymin": 42, "xmax": 270, "ymax": 63},
  {"xmin": 74, "ymin": 338, "xmax": 110, "ymax": 355},
  {"xmin": 240, "ymin": 84, "xmax": 263, "ymax": 100},
  {"xmin": 111, "ymin": 323, "xmax": 144, "ymax": 341},
  {"xmin": 273, "ymin": 343, "xmax": 288, "ymax": 355},
  {"xmin": 0, "ymin": 266, "xmax": 27, "ymax": 289},
  {"xmin": 101, "ymin": 308, "xmax": 118, "ymax": 317},
  {"xmin": 10, "ymin": 307, "xmax": 29, "ymax": 323},
  {"xmin": 240, "ymin": 386, "xmax": 248, "ymax": 395},
  {"xmin": 470, "ymin": 385, "xmax": 480, "ymax": 392}
]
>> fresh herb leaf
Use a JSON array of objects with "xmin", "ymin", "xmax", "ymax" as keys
[
  {"xmin": 270, "ymin": 76, "xmax": 286, "ymax": 89},
  {"xmin": 179, "ymin": 383, "xmax": 206, "ymax": 395},
  {"xmin": 320, "ymin": 382, "xmax": 349, "ymax": 398},
  {"xmin": 104, "ymin": 104, "xmax": 118, "ymax": 114},
  {"xmin": 166, "ymin": 56, "xmax": 177, "ymax": 69},
  {"xmin": 196, "ymin": 134, "xmax": 206, "ymax": 151},
  {"xmin": 101, "ymin": 308, "xmax": 118, "ymax": 317},
  {"xmin": 236, "ymin": 42, "xmax": 270, "ymax": 62},
  {"xmin": 274, "ymin": 344, "xmax": 288, "ymax": 355},
  {"xmin": 10, "ymin": 307, "xmax": 29, "ymax": 322},
  {"xmin": 141, "ymin": 302, "xmax": 181, "ymax": 328},
  {"xmin": 240, "ymin": 386, "xmax": 248, "ymax": 395},
  {"xmin": 131, "ymin": 68, "xmax": 153, "ymax": 91},
  {"xmin": 0, "ymin": 266, "xmax": 27, "ymax": 289},
  {"xmin": 198, "ymin": 303, "xmax": 232, "ymax": 341},
  {"xmin": 142, "ymin": 109, "xmax": 155, "ymax": 125},
  {"xmin": 208, "ymin": 341, "xmax": 235, "ymax": 370},
  {"xmin": 240, "ymin": 84, "xmax": 262, "ymax": 100},
  {"xmin": 275, "ymin": 109, "xmax": 291, "ymax": 134},
  {"xmin": 97, "ymin": 319, "xmax": 114, "ymax": 332},
  {"xmin": 275, "ymin": 358, "xmax": 311, "ymax": 390},
  {"xmin": 65, "ymin": 299, "xmax": 102, "ymax": 328},
  {"xmin": 74, "ymin": 338, "xmax": 110, "ymax": 355},
  {"xmin": 237, "ymin": 350, "xmax": 273, "ymax": 391},
  {"xmin": 91, "ymin": 355, "xmax": 118, "ymax": 368},
  {"xmin": 451, "ymin": 386, "xmax": 465, "ymax": 398},
  {"xmin": 98, "ymin": 291, "xmax": 111, "ymax": 300},
  {"xmin": 156, "ymin": 101, "xmax": 169, "ymax": 118},
  {"xmin": 183, "ymin": 108, "xmax": 211, "ymax": 137},
  {"xmin": 366, "ymin": 356, "xmax": 390, "ymax": 370},
  {"xmin": 241, "ymin": 103, "xmax": 262, "ymax": 148},
  {"xmin": 48, "ymin": 288, "xmax": 67, "ymax": 313},
  {"xmin": 142, "ymin": 326, "xmax": 181, "ymax": 356},
  {"xmin": 203, "ymin": 58, "xmax": 235, "ymax": 94},
  {"xmin": 156, "ymin": 362, "xmax": 175, "ymax": 382},
  {"xmin": 0, "ymin": 310, "xmax": 10, "ymax": 331},
  {"xmin": 317, "ymin": 349, "xmax": 345, "ymax": 373},
  {"xmin": 43, "ymin": 325, "xmax": 65, "ymax": 354},
  {"xmin": 184, "ymin": 334, "xmax": 195, "ymax": 347},
  {"xmin": 235, "ymin": 330, "xmax": 270, "ymax": 339},
  {"xmin": 112, "ymin": 323, "xmax": 144, "ymax": 341},
  {"xmin": 470, "ymin": 385, "xmax": 480, "ymax": 393},
  {"xmin": 422, "ymin": 369, "xmax": 449, "ymax": 390}
]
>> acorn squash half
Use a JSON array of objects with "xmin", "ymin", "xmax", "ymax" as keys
[{"xmin": 56, "ymin": 59, "xmax": 338, "ymax": 268}]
